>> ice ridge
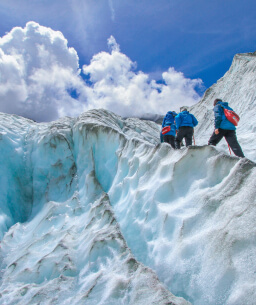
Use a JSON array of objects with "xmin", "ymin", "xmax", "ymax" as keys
[
  {"xmin": 0, "ymin": 110, "xmax": 190, "ymax": 305},
  {"xmin": 0, "ymin": 106, "xmax": 256, "ymax": 305}
]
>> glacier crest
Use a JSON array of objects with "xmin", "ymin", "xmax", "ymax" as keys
[{"xmin": 0, "ymin": 106, "xmax": 256, "ymax": 305}]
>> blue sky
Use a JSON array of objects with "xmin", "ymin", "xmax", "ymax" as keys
[
  {"xmin": 1, "ymin": 0, "xmax": 254, "ymax": 87},
  {"xmin": 0, "ymin": 0, "xmax": 255, "ymax": 121}
]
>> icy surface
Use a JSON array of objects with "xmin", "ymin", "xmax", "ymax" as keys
[
  {"xmin": 109, "ymin": 144, "xmax": 256, "ymax": 304},
  {"xmin": 0, "ymin": 52, "xmax": 256, "ymax": 305},
  {"xmin": 0, "ymin": 110, "xmax": 188, "ymax": 305}
]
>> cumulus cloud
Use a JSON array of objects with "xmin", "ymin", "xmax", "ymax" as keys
[
  {"xmin": 0, "ymin": 22, "xmax": 203, "ymax": 122},
  {"xmin": 0, "ymin": 21, "xmax": 86, "ymax": 121},
  {"xmin": 82, "ymin": 36, "xmax": 203, "ymax": 117}
]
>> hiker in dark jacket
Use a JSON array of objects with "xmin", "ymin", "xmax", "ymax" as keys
[
  {"xmin": 175, "ymin": 109, "xmax": 198, "ymax": 148},
  {"xmin": 161, "ymin": 111, "xmax": 177, "ymax": 148},
  {"xmin": 208, "ymin": 99, "xmax": 244, "ymax": 157}
]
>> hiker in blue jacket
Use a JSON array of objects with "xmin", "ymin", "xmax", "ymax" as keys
[
  {"xmin": 175, "ymin": 109, "xmax": 198, "ymax": 148},
  {"xmin": 161, "ymin": 111, "xmax": 177, "ymax": 148},
  {"xmin": 208, "ymin": 99, "xmax": 244, "ymax": 157}
]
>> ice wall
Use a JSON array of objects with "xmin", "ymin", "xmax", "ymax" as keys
[
  {"xmin": 109, "ymin": 143, "xmax": 256, "ymax": 304},
  {"xmin": 0, "ymin": 106, "xmax": 256, "ymax": 305},
  {"xmin": 0, "ymin": 114, "xmax": 34, "ymax": 238},
  {"xmin": 0, "ymin": 110, "xmax": 189, "ymax": 305}
]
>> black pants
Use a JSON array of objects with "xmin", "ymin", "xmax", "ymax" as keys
[
  {"xmin": 208, "ymin": 128, "xmax": 244, "ymax": 157},
  {"xmin": 163, "ymin": 135, "xmax": 176, "ymax": 149},
  {"xmin": 175, "ymin": 126, "xmax": 194, "ymax": 149}
]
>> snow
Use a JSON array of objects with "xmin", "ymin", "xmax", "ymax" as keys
[
  {"xmin": 0, "ymin": 110, "xmax": 189, "ymax": 305},
  {"xmin": 0, "ymin": 52, "xmax": 256, "ymax": 305},
  {"xmin": 109, "ymin": 144, "xmax": 256, "ymax": 304}
]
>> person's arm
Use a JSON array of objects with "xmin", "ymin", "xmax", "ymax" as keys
[
  {"xmin": 214, "ymin": 105, "xmax": 222, "ymax": 129},
  {"xmin": 175, "ymin": 115, "xmax": 181, "ymax": 129},
  {"xmin": 192, "ymin": 115, "xmax": 198, "ymax": 127},
  {"xmin": 214, "ymin": 105, "xmax": 222, "ymax": 134}
]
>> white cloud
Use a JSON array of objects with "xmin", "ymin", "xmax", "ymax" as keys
[
  {"xmin": 0, "ymin": 21, "xmax": 87, "ymax": 121},
  {"xmin": 107, "ymin": 35, "xmax": 120, "ymax": 52},
  {"xmin": 0, "ymin": 22, "xmax": 203, "ymax": 122},
  {"xmin": 82, "ymin": 41, "xmax": 203, "ymax": 117}
]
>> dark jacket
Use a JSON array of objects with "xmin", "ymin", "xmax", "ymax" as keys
[
  {"xmin": 175, "ymin": 111, "xmax": 198, "ymax": 129},
  {"xmin": 214, "ymin": 101, "xmax": 236, "ymax": 130},
  {"xmin": 162, "ymin": 111, "xmax": 177, "ymax": 136}
]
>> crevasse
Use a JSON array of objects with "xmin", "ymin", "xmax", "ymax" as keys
[{"xmin": 0, "ymin": 110, "xmax": 190, "ymax": 305}]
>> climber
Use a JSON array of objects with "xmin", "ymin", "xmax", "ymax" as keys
[
  {"xmin": 161, "ymin": 111, "xmax": 177, "ymax": 148},
  {"xmin": 208, "ymin": 99, "xmax": 244, "ymax": 157},
  {"xmin": 175, "ymin": 108, "xmax": 198, "ymax": 148}
]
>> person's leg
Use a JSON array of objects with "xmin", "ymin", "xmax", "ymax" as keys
[
  {"xmin": 175, "ymin": 128, "xmax": 185, "ymax": 149},
  {"xmin": 169, "ymin": 135, "xmax": 176, "ymax": 149},
  {"xmin": 224, "ymin": 130, "xmax": 245, "ymax": 157},
  {"xmin": 184, "ymin": 127, "xmax": 193, "ymax": 146},
  {"xmin": 163, "ymin": 135, "xmax": 176, "ymax": 149},
  {"xmin": 163, "ymin": 134, "xmax": 168, "ymax": 143},
  {"xmin": 208, "ymin": 129, "xmax": 224, "ymax": 146}
]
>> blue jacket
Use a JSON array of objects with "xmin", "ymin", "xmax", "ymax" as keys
[
  {"xmin": 160, "ymin": 131, "xmax": 164, "ymax": 142},
  {"xmin": 161, "ymin": 111, "xmax": 177, "ymax": 136},
  {"xmin": 175, "ymin": 111, "xmax": 198, "ymax": 129},
  {"xmin": 214, "ymin": 101, "xmax": 236, "ymax": 130}
]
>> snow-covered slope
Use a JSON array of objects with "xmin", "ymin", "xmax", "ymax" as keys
[
  {"xmin": 0, "ymin": 52, "xmax": 256, "ymax": 305},
  {"xmin": 191, "ymin": 52, "xmax": 256, "ymax": 161},
  {"xmin": 0, "ymin": 108, "xmax": 256, "ymax": 305},
  {"xmin": 0, "ymin": 110, "xmax": 189, "ymax": 305}
]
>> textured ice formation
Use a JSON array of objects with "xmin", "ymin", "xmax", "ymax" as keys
[
  {"xmin": 109, "ymin": 144, "xmax": 256, "ymax": 305},
  {"xmin": 0, "ymin": 110, "xmax": 189, "ymax": 305}
]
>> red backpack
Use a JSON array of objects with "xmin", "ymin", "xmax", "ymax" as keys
[
  {"xmin": 162, "ymin": 126, "xmax": 171, "ymax": 134},
  {"xmin": 223, "ymin": 108, "xmax": 240, "ymax": 126}
]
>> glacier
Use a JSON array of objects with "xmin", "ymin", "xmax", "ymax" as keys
[
  {"xmin": 0, "ymin": 110, "xmax": 190, "ymax": 305},
  {"xmin": 0, "ymin": 52, "xmax": 256, "ymax": 305}
]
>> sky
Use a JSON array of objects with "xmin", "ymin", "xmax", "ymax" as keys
[{"xmin": 0, "ymin": 0, "xmax": 255, "ymax": 122}]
